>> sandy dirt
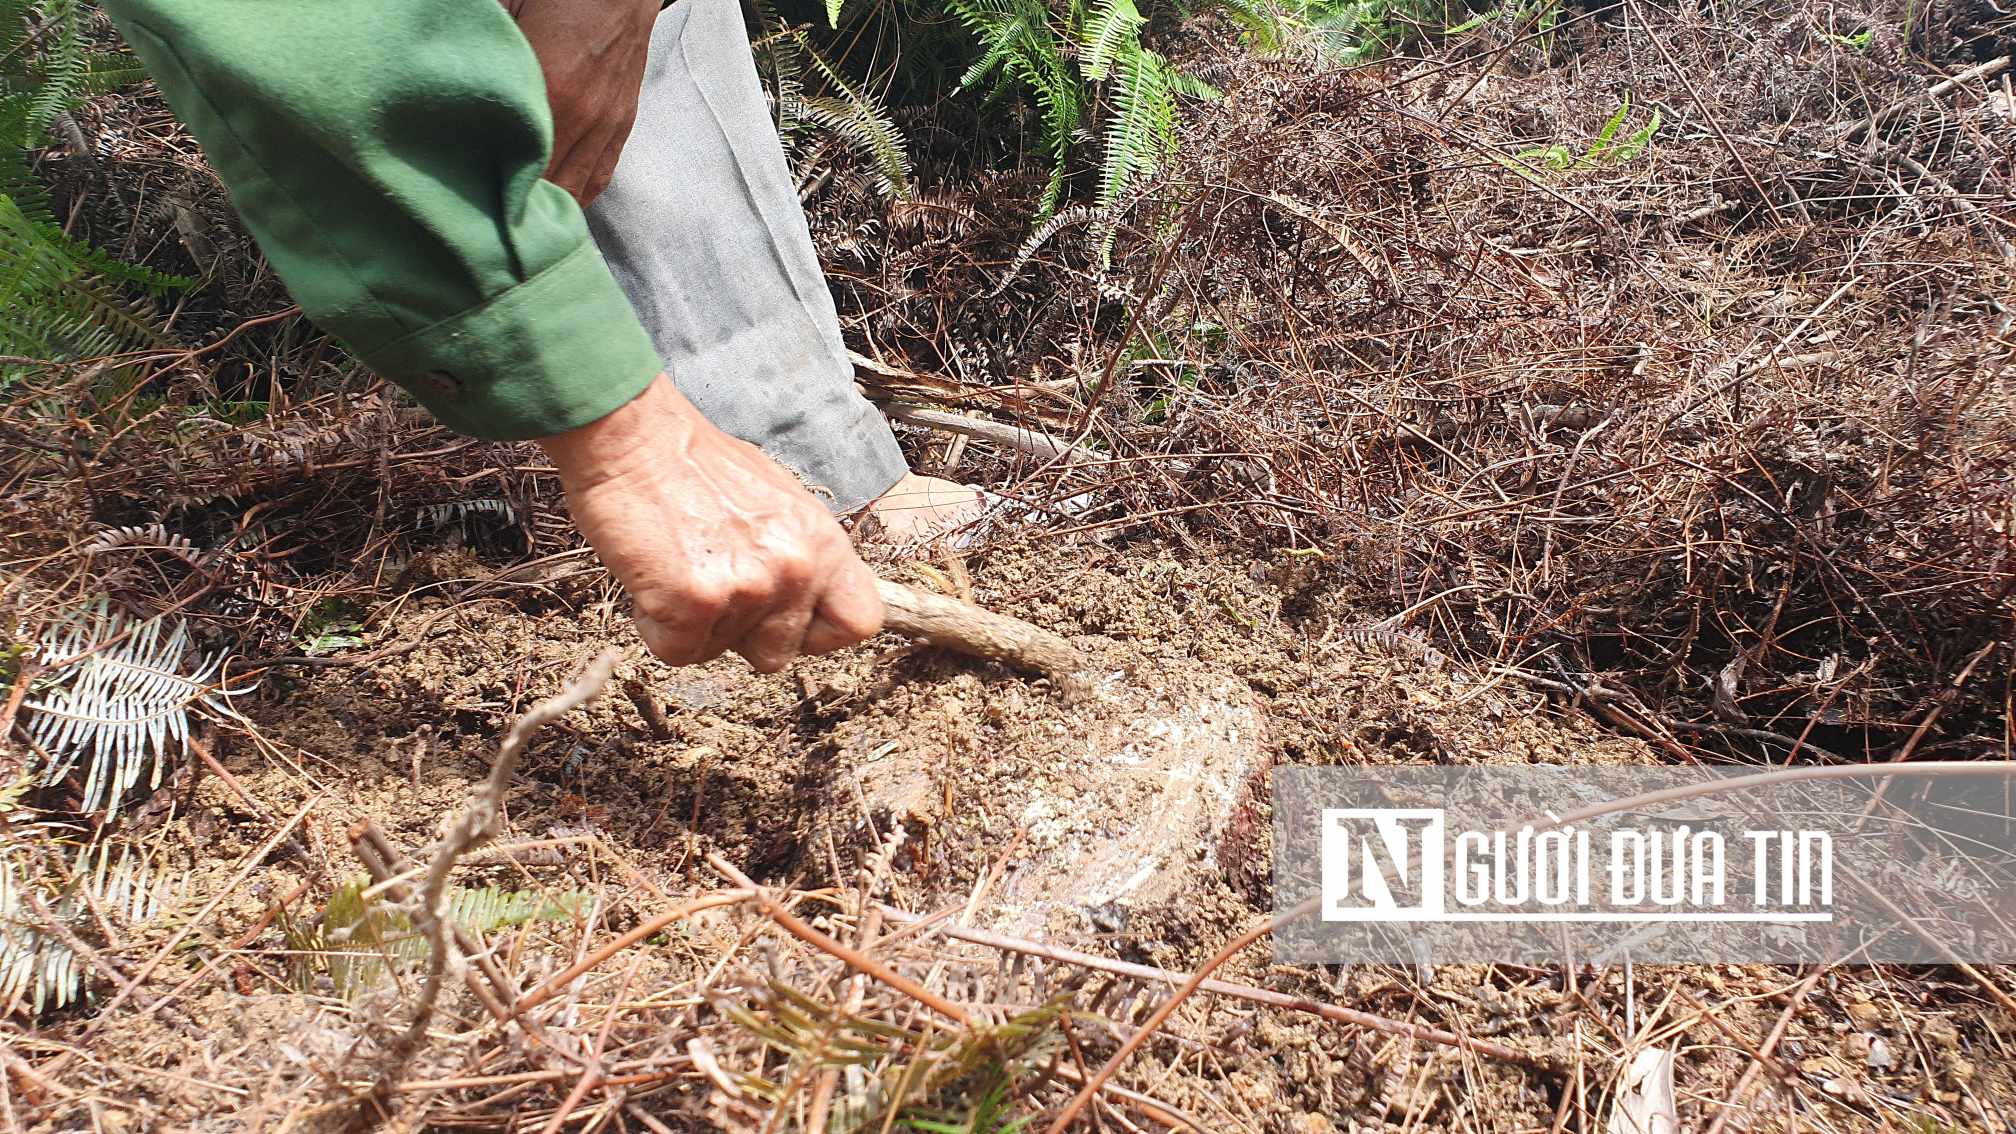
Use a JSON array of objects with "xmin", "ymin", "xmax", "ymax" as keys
[{"xmin": 39, "ymin": 532, "xmax": 1984, "ymax": 1131}]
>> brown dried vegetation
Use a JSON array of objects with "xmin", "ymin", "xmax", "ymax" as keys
[{"xmin": 1, "ymin": 0, "xmax": 2013, "ymax": 1129}]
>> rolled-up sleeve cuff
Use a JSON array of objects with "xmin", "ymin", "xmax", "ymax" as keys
[{"xmin": 363, "ymin": 241, "xmax": 664, "ymax": 441}]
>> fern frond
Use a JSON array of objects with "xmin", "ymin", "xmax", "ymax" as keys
[
  {"xmin": 1093, "ymin": 43, "xmax": 1176, "ymax": 254},
  {"xmin": 0, "ymin": 0, "xmax": 34, "ymax": 58},
  {"xmin": 721, "ymin": 976, "xmax": 1067, "ymax": 1127},
  {"xmin": 799, "ymin": 93, "xmax": 914, "ymax": 199},
  {"xmin": 1, "ymin": 831, "xmax": 179, "ymax": 1015},
  {"xmin": 21, "ymin": 600, "xmax": 252, "ymax": 814},
  {"xmin": 1078, "ymin": 0, "xmax": 1145, "ymax": 81},
  {"xmin": 17, "ymin": 0, "xmax": 80, "ymax": 143},
  {"xmin": 886, "ymin": 192, "xmax": 982, "ymax": 237},
  {"xmin": 953, "ymin": 2, "xmax": 1038, "ymax": 90},
  {"xmin": 0, "ymin": 121, "xmax": 50, "ymax": 222},
  {"xmin": 1207, "ymin": 0, "xmax": 1289, "ymax": 50},
  {"xmin": 80, "ymin": 523, "xmax": 211, "ymax": 568},
  {"xmin": 0, "ymin": 193, "xmax": 186, "ymax": 363},
  {"xmin": 754, "ymin": 7, "xmax": 807, "ymax": 139},
  {"xmin": 991, "ymin": 203, "xmax": 1111, "ymax": 294},
  {"xmin": 1331, "ymin": 625, "xmax": 1448, "ymax": 667},
  {"xmin": 284, "ymin": 877, "xmax": 587, "ymax": 997},
  {"xmin": 767, "ymin": 26, "xmax": 913, "ymax": 199},
  {"xmin": 417, "ymin": 498, "xmax": 519, "ymax": 532},
  {"xmin": 74, "ymin": 55, "xmax": 143, "ymax": 96},
  {"xmin": 0, "ymin": 0, "xmax": 174, "ymax": 372}
]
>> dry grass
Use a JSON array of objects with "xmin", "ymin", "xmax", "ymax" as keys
[
  {"xmin": 829, "ymin": 1, "xmax": 2015, "ymax": 763},
  {"xmin": 2, "ymin": 0, "xmax": 2013, "ymax": 1128}
]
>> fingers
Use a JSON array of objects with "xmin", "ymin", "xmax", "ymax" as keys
[
  {"xmin": 558, "ymin": 115, "xmax": 630, "ymax": 206},
  {"xmin": 733, "ymin": 597, "xmax": 815, "ymax": 674},
  {"xmin": 800, "ymin": 554, "xmax": 885, "ymax": 656},
  {"xmin": 636, "ymin": 544, "xmax": 883, "ymax": 670},
  {"xmin": 547, "ymin": 387, "xmax": 887, "ymax": 675},
  {"xmin": 634, "ymin": 598, "xmax": 721, "ymax": 668},
  {"xmin": 545, "ymin": 135, "xmax": 592, "ymax": 203},
  {"xmin": 547, "ymin": 122, "xmax": 610, "ymax": 205}
]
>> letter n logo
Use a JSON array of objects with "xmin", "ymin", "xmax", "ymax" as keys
[{"xmin": 1321, "ymin": 809, "xmax": 1446, "ymax": 921}]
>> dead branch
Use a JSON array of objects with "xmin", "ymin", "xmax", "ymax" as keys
[
  {"xmin": 884, "ymin": 402, "xmax": 1098, "ymax": 465},
  {"xmin": 879, "ymin": 910, "xmax": 1559, "ymax": 1071},
  {"xmin": 875, "ymin": 579, "xmax": 1091, "ymax": 693},
  {"xmin": 392, "ymin": 649, "xmax": 620, "ymax": 1060}
]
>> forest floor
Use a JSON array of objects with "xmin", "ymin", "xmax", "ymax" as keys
[{"xmin": 3, "ymin": 0, "xmax": 2014, "ymax": 1129}]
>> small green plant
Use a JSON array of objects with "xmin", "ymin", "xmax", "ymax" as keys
[
  {"xmin": 944, "ymin": 0, "xmax": 1240, "ymax": 217},
  {"xmin": 295, "ymin": 597, "xmax": 365, "ymax": 655},
  {"xmin": 1299, "ymin": 0, "xmax": 1450, "ymax": 64},
  {"xmin": 792, "ymin": 0, "xmax": 1256, "ymax": 226},
  {"xmin": 282, "ymin": 877, "xmax": 587, "ymax": 997},
  {"xmin": 1, "ymin": 0, "xmax": 190, "ymax": 371},
  {"xmin": 902, "ymin": 1076, "xmax": 1035, "ymax": 1133},
  {"xmin": 1516, "ymin": 96, "xmax": 1661, "ymax": 172},
  {"xmin": 1445, "ymin": 0, "xmax": 1557, "ymax": 49},
  {"xmin": 299, "ymin": 620, "xmax": 364, "ymax": 655},
  {"xmin": 1824, "ymin": 27, "xmax": 1873, "ymax": 49}
]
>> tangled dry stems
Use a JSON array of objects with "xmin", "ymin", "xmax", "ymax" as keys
[
  {"xmin": 1, "ymin": 0, "xmax": 2013, "ymax": 1127},
  {"xmin": 828, "ymin": 6, "xmax": 2015, "ymax": 760}
]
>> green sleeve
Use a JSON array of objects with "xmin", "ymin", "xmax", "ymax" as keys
[{"xmin": 101, "ymin": 0, "xmax": 664, "ymax": 440}]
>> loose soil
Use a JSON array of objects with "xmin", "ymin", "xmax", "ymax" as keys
[{"xmin": 70, "ymin": 534, "xmax": 2003, "ymax": 1131}]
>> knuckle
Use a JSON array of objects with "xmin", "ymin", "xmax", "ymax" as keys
[
  {"xmin": 687, "ymin": 578, "xmax": 735, "ymax": 614},
  {"xmin": 769, "ymin": 548, "xmax": 816, "ymax": 589},
  {"xmin": 633, "ymin": 594, "xmax": 686, "ymax": 628},
  {"xmin": 836, "ymin": 611, "xmax": 880, "ymax": 641},
  {"xmin": 633, "ymin": 600, "xmax": 675, "ymax": 629}
]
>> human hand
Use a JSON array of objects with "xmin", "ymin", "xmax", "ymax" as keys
[
  {"xmin": 503, "ymin": 0, "xmax": 660, "ymax": 205},
  {"xmin": 537, "ymin": 375, "xmax": 885, "ymax": 671}
]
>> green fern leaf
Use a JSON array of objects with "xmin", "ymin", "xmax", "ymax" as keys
[
  {"xmin": 1078, "ymin": 0, "xmax": 1145, "ymax": 81},
  {"xmin": 0, "ymin": 193, "xmax": 188, "ymax": 366},
  {"xmin": 1206, "ymin": 0, "xmax": 1287, "ymax": 51},
  {"xmin": 772, "ymin": 27, "xmax": 912, "ymax": 198},
  {"xmin": 1586, "ymin": 94, "xmax": 1629, "ymax": 161},
  {"xmin": 19, "ymin": 0, "xmax": 82, "ymax": 142},
  {"xmin": 285, "ymin": 877, "xmax": 588, "ymax": 997},
  {"xmin": 1096, "ymin": 43, "xmax": 1174, "ymax": 213}
]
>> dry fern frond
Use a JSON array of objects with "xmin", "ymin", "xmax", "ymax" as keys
[
  {"xmin": 886, "ymin": 192, "xmax": 983, "ymax": 239},
  {"xmin": 21, "ymin": 599, "xmax": 252, "ymax": 813},
  {"xmin": 79, "ymin": 523, "xmax": 212, "ymax": 569},
  {"xmin": 1330, "ymin": 625, "xmax": 1449, "ymax": 668},
  {"xmin": 991, "ymin": 203, "xmax": 1113, "ymax": 296},
  {"xmin": 0, "ymin": 830, "xmax": 178, "ymax": 1015},
  {"xmin": 416, "ymin": 498, "xmax": 519, "ymax": 533},
  {"xmin": 713, "ymin": 975, "xmax": 1064, "ymax": 1131}
]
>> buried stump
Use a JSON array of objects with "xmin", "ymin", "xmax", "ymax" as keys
[{"xmin": 828, "ymin": 646, "xmax": 1270, "ymax": 938}]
